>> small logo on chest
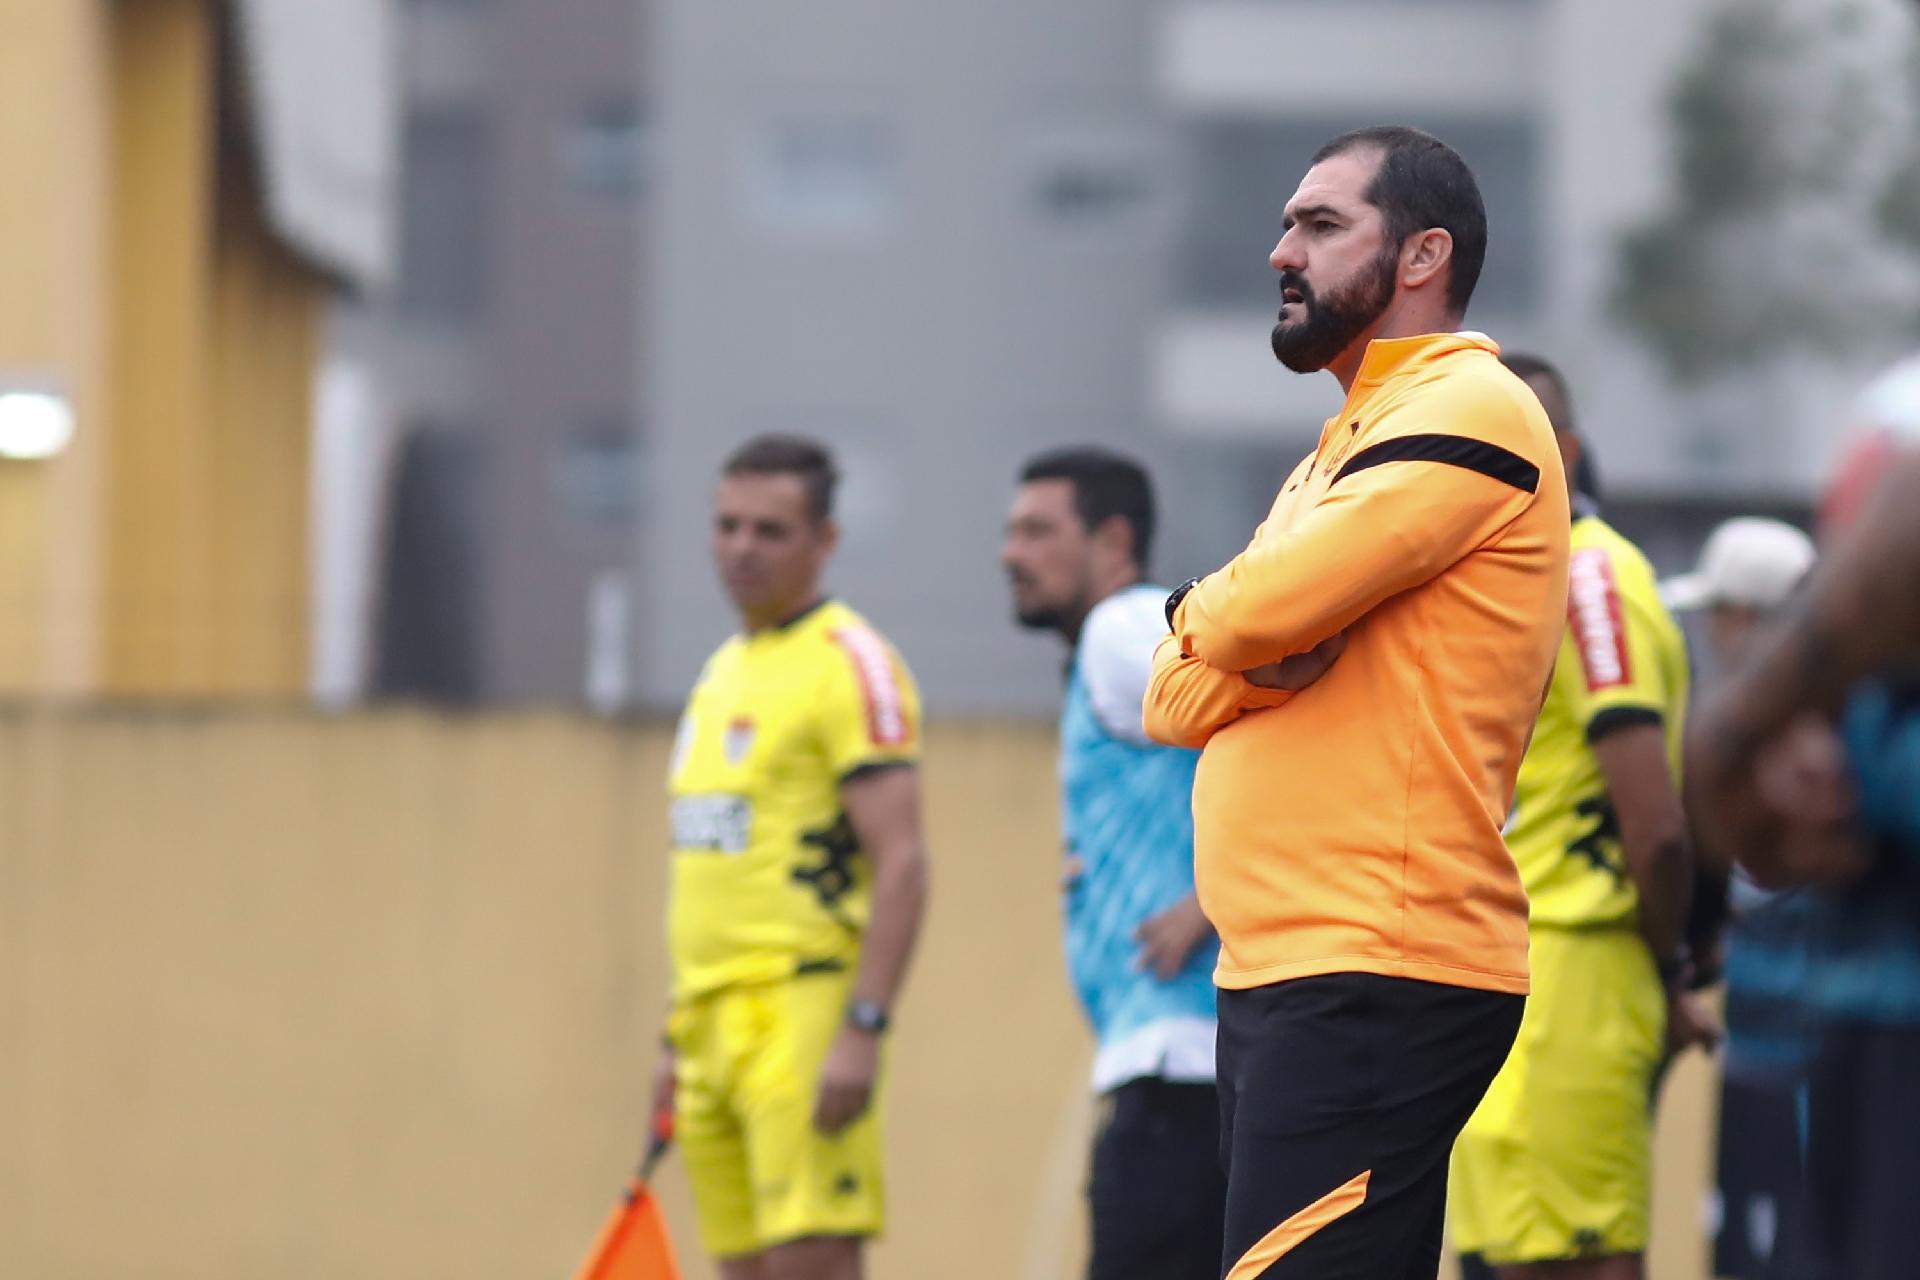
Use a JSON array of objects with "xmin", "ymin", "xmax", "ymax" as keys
[
  {"xmin": 723, "ymin": 715, "xmax": 757, "ymax": 765},
  {"xmin": 1322, "ymin": 421, "xmax": 1361, "ymax": 471}
]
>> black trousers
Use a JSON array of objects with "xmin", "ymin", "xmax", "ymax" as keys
[
  {"xmin": 1217, "ymin": 974, "xmax": 1523, "ymax": 1280},
  {"xmin": 1088, "ymin": 1076, "xmax": 1227, "ymax": 1280},
  {"xmin": 1712, "ymin": 1072, "xmax": 1817, "ymax": 1280},
  {"xmin": 1806, "ymin": 1019, "xmax": 1920, "ymax": 1280}
]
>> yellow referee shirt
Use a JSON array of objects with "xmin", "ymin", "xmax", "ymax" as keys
[
  {"xmin": 667, "ymin": 599, "xmax": 921, "ymax": 1002},
  {"xmin": 1506, "ymin": 512, "xmax": 1688, "ymax": 928}
]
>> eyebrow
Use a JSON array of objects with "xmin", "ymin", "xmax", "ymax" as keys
[{"xmin": 1282, "ymin": 203, "xmax": 1344, "ymax": 231}]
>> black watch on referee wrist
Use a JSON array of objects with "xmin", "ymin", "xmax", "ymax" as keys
[
  {"xmin": 1165, "ymin": 577, "xmax": 1201, "ymax": 630},
  {"xmin": 1657, "ymin": 952, "xmax": 1689, "ymax": 989},
  {"xmin": 847, "ymin": 1000, "xmax": 890, "ymax": 1035}
]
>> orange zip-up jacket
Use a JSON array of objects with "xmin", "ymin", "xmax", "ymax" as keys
[{"xmin": 1146, "ymin": 332, "xmax": 1569, "ymax": 995}]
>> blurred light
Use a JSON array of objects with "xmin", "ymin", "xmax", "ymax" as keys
[{"xmin": 0, "ymin": 391, "xmax": 75, "ymax": 460}]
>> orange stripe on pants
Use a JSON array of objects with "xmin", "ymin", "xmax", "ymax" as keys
[{"xmin": 1224, "ymin": 1169, "xmax": 1371, "ymax": 1280}]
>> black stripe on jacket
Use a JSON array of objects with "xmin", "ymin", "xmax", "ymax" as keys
[{"xmin": 1331, "ymin": 433, "xmax": 1541, "ymax": 494}]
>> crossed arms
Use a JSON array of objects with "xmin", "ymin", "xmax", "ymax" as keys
[{"xmin": 1144, "ymin": 432, "xmax": 1542, "ymax": 748}]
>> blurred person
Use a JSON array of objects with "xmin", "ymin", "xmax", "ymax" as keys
[
  {"xmin": 1663, "ymin": 518, "xmax": 1819, "ymax": 673},
  {"xmin": 1001, "ymin": 447, "xmax": 1225, "ymax": 1280},
  {"xmin": 1448, "ymin": 354, "xmax": 1715, "ymax": 1280},
  {"xmin": 1660, "ymin": 516, "xmax": 1819, "ymax": 1280},
  {"xmin": 653, "ymin": 436, "xmax": 929, "ymax": 1280},
  {"xmin": 1143, "ymin": 126, "xmax": 1570, "ymax": 1280},
  {"xmin": 1688, "ymin": 358, "xmax": 1920, "ymax": 1280}
]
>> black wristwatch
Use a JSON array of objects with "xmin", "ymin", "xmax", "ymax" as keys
[
  {"xmin": 1165, "ymin": 577, "xmax": 1201, "ymax": 630},
  {"xmin": 1657, "ymin": 952, "xmax": 1689, "ymax": 989},
  {"xmin": 846, "ymin": 1000, "xmax": 891, "ymax": 1035}
]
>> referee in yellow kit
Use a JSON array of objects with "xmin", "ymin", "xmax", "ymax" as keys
[
  {"xmin": 1450, "ymin": 355, "xmax": 1717, "ymax": 1280},
  {"xmin": 651, "ymin": 435, "xmax": 929, "ymax": 1280}
]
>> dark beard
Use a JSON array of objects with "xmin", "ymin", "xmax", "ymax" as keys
[
  {"xmin": 1013, "ymin": 603, "xmax": 1074, "ymax": 633},
  {"xmin": 1270, "ymin": 243, "xmax": 1399, "ymax": 373}
]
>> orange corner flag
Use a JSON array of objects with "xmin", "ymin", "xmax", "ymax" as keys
[
  {"xmin": 575, "ymin": 1110, "xmax": 681, "ymax": 1280},
  {"xmin": 574, "ymin": 1177, "xmax": 681, "ymax": 1280}
]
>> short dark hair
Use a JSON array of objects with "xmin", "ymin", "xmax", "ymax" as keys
[
  {"xmin": 1501, "ymin": 351, "xmax": 1604, "ymax": 501},
  {"xmin": 1312, "ymin": 126, "xmax": 1488, "ymax": 315},
  {"xmin": 722, "ymin": 434, "xmax": 839, "ymax": 522},
  {"xmin": 1019, "ymin": 447, "xmax": 1156, "ymax": 570}
]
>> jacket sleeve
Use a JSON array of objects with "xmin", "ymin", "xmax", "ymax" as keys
[
  {"xmin": 1142, "ymin": 634, "xmax": 1293, "ymax": 748},
  {"xmin": 1174, "ymin": 408, "xmax": 1555, "ymax": 672}
]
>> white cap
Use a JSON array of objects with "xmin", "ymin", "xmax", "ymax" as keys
[{"xmin": 1661, "ymin": 518, "xmax": 1816, "ymax": 612}]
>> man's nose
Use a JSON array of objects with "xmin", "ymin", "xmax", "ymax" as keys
[{"xmin": 1270, "ymin": 226, "xmax": 1304, "ymax": 273}]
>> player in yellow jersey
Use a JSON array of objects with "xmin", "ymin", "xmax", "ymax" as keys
[
  {"xmin": 651, "ymin": 435, "xmax": 929, "ymax": 1280},
  {"xmin": 1451, "ymin": 355, "xmax": 1718, "ymax": 1280}
]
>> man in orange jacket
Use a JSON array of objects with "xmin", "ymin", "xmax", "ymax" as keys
[{"xmin": 1145, "ymin": 126, "xmax": 1570, "ymax": 1280}]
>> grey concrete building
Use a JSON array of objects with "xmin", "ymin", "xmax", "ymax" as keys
[
  {"xmin": 640, "ymin": 0, "xmax": 1208, "ymax": 715},
  {"xmin": 329, "ymin": 0, "xmax": 645, "ymax": 704},
  {"xmin": 641, "ymin": 0, "xmax": 1879, "ymax": 714}
]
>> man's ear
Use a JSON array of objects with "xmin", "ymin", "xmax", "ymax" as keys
[{"xmin": 1401, "ymin": 227, "xmax": 1454, "ymax": 293}]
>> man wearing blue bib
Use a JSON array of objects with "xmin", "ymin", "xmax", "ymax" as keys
[{"xmin": 1003, "ymin": 447, "xmax": 1224, "ymax": 1280}]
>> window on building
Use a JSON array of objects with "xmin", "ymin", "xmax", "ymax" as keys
[
  {"xmin": 374, "ymin": 424, "xmax": 486, "ymax": 703},
  {"xmin": 563, "ymin": 100, "xmax": 648, "ymax": 200},
  {"xmin": 744, "ymin": 114, "xmax": 897, "ymax": 237},
  {"xmin": 397, "ymin": 107, "xmax": 494, "ymax": 322},
  {"xmin": 552, "ymin": 419, "xmax": 639, "ymax": 525},
  {"xmin": 1027, "ymin": 129, "xmax": 1158, "ymax": 230},
  {"xmin": 1176, "ymin": 117, "xmax": 1540, "ymax": 317}
]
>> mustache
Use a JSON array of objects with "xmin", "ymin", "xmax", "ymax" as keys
[{"xmin": 1278, "ymin": 272, "xmax": 1313, "ymax": 306}]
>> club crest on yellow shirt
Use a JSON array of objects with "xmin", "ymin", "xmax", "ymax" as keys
[{"xmin": 724, "ymin": 715, "xmax": 756, "ymax": 765}]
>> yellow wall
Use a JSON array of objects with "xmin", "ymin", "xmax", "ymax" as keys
[
  {"xmin": 0, "ymin": 0, "xmax": 112, "ymax": 693},
  {"xmin": 102, "ymin": 0, "xmax": 218, "ymax": 693},
  {"xmin": 0, "ymin": 0, "xmax": 320, "ymax": 699},
  {"xmin": 0, "ymin": 713, "xmax": 1721, "ymax": 1280},
  {"xmin": 102, "ymin": 0, "xmax": 320, "ymax": 697}
]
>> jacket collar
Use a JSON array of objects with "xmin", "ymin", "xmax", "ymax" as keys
[{"xmin": 1349, "ymin": 330, "xmax": 1500, "ymax": 392}]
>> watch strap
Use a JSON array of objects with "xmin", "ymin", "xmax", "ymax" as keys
[{"xmin": 1165, "ymin": 577, "xmax": 1201, "ymax": 630}]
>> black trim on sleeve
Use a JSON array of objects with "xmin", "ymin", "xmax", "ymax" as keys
[
  {"xmin": 1585, "ymin": 706, "xmax": 1664, "ymax": 744},
  {"xmin": 840, "ymin": 759, "xmax": 916, "ymax": 785},
  {"xmin": 1331, "ymin": 433, "xmax": 1541, "ymax": 494}
]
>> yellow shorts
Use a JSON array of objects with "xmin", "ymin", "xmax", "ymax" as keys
[
  {"xmin": 668, "ymin": 973, "xmax": 885, "ymax": 1258},
  {"xmin": 1449, "ymin": 926, "xmax": 1663, "ymax": 1265}
]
